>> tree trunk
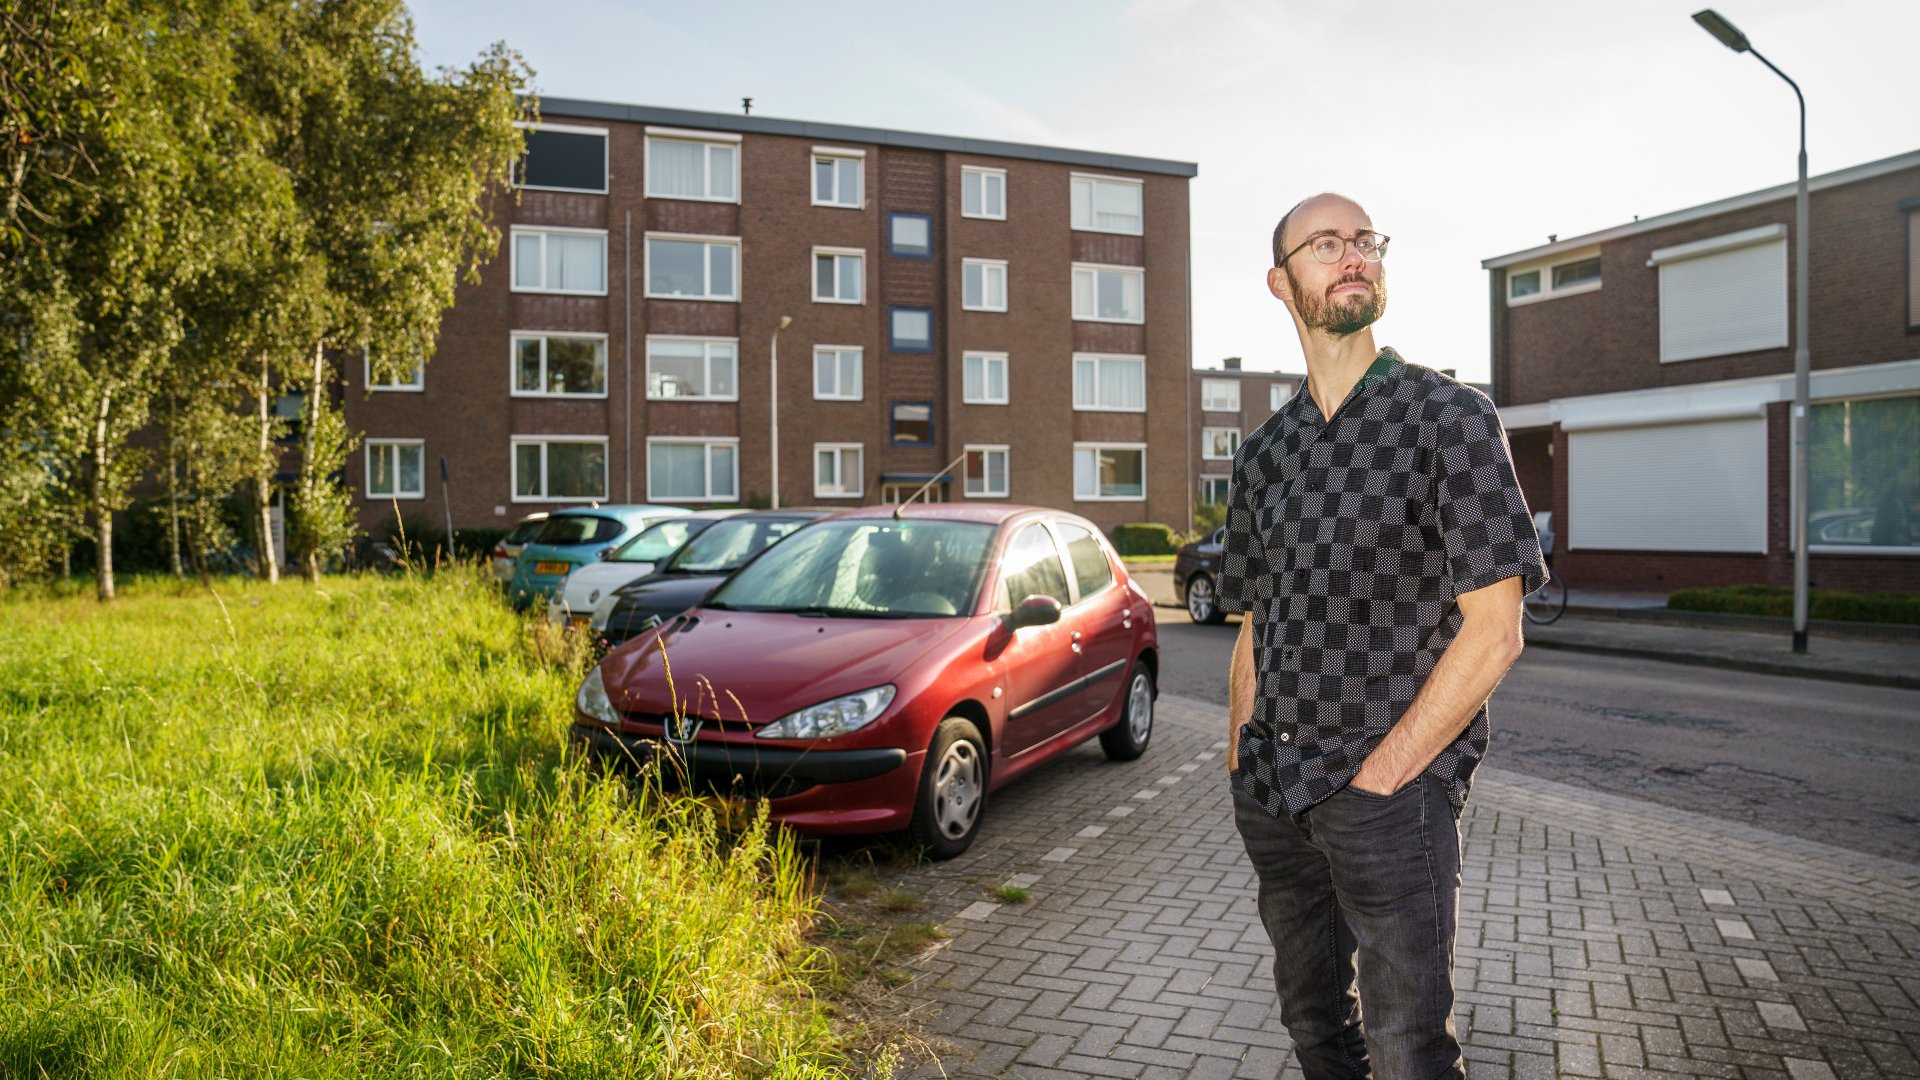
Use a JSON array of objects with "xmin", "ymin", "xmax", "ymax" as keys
[
  {"xmin": 166, "ymin": 394, "xmax": 184, "ymax": 577},
  {"xmin": 254, "ymin": 354, "xmax": 279, "ymax": 583},
  {"xmin": 90, "ymin": 388, "xmax": 114, "ymax": 602},
  {"xmin": 300, "ymin": 340, "xmax": 324, "ymax": 583}
]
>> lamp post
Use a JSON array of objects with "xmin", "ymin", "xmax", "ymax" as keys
[
  {"xmin": 769, "ymin": 315, "xmax": 792, "ymax": 509},
  {"xmin": 1693, "ymin": 8, "xmax": 1811, "ymax": 654}
]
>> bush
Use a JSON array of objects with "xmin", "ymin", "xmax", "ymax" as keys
[
  {"xmin": 380, "ymin": 511, "xmax": 509, "ymax": 563},
  {"xmin": 1667, "ymin": 583, "xmax": 1920, "ymax": 625},
  {"xmin": 1192, "ymin": 500, "xmax": 1227, "ymax": 536},
  {"xmin": 1110, "ymin": 522, "xmax": 1181, "ymax": 556}
]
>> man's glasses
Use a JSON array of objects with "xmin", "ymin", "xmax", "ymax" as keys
[{"xmin": 1278, "ymin": 230, "xmax": 1390, "ymax": 267}]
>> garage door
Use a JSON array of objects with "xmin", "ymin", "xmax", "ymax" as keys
[{"xmin": 1568, "ymin": 417, "xmax": 1767, "ymax": 552}]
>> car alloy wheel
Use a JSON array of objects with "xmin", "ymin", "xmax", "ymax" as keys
[
  {"xmin": 1099, "ymin": 662, "xmax": 1155, "ymax": 761},
  {"xmin": 910, "ymin": 716, "xmax": 988, "ymax": 859},
  {"xmin": 1187, "ymin": 573, "xmax": 1224, "ymax": 624}
]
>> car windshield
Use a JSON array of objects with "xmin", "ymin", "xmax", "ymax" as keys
[
  {"xmin": 611, "ymin": 518, "xmax": 709, "ymax": 563},
  {"xmin": 532, "ymin": 515, "xmax": 623, "ymax": 546},
  {"xmin": 664, "ymin": 518, "xmax": 808, "ymax": 574},
  {"xmin": 707, "ymin": 519, "xmax": 995, "ymax": 618}
]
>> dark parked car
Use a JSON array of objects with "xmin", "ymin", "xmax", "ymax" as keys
[
  {"xmin": 1173, "ymin": 525, "xmax": 1231, "ymax": 624},
  {"xmin": 572, "ymin": 503, "xmax": 1160, "ymax": 859},
  {"xmin": 596, "ymin": 510, "xmax": 830, "ymax": 646}
]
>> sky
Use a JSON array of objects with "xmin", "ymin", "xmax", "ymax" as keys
[{"xmin": 408, "ymin": 0, "xmax": 1918, "ymax": 384}]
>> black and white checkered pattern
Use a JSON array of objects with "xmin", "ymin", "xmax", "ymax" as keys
[{"xmin": 1218, "ymin": 348, "xmax": 1546, "ymax": 819}]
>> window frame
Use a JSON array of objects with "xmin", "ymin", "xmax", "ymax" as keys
[
  {"xmin": 1200, "ymin": 475, "xmax": 1231, "ymax": 505},
  {"xmin": 510, "ymin": 435, "xmax": 611, "ymax": 504},
  {"xmin": 644, "ymin": 436, "xmax": 740, "ymax": 504},
  {"xmin": 1070, "ymin": 262, "xmax": 1146, "ymax": 324},
  {"xmin": 812, "ymin": 442, "xmax": 866, "ymax": 499},
  {"xmin": 1200, "ymin": 377, "xmax": 1240, "ymax": 413},
  {"xmin": 509, "ymin": 332, "xmax": 610, "ymax": 400},
  {"xmin": 889, "ymin": 212, "xmax": 933, "ymax": 259},
  {"xmin": 1270, "ymin": 382, "xmax": 1293, "ymax": 410},
  {"xmin": 644, "ymin": 127, "xmax": 742, "ymax": 204},
  {"xmin": 1072, "ymin": 441, "xmax": 1148, "ymax": 502},
  {"xmin": 889, "ymin": 306, "xmax": 934, "ymax": 354},
  {"xmin": 961, "ymin": 165, "xmax": 1007, "ymax": 220},
  {"xmin": 363, "ymin": 346, "xmax": 424, "ymax": 393},
  {"xmin": 889, "ymin": 400, "xmax": 935, "ymax": 447},
  {"xmin": 512, "ymin": 121, "xmax": 610, "ymax": 195},
  {"xmin": 812, "ymin": 344, "xmax": 864, "ymax": 401},
  {"xmin": 1505, "ymin": 246, "xmax": 1603, "ymax": 307},
  {"xmin": 644, "ymin": 231, "xmax": 742, "ymax": 303},
  {"xmin": 811, "ymin": 246, "xmax": 866, "ymax": 305},
  {"xmin": 1069, "ymin": 172, "xmax": 1145, "ymax": 236},
  {"xmin": 644, "ymin": 334, "xmax": 739, "ymax": 402},
  {"xmin": 810, "ymin": 146, "xmax": 866, "ymax": 209},
  {"xmin": 509, "ymin": 226, "xmax": 609, "ymax": 296},
  {"xmin": 365, "ymin": 438, "xmax": 425, "ymax": 500},
  {"xmin": 962, "ymin": 444, "xmax": 1010, "ymax": 499},
  {"xmin": 1902, "ymin": 196, "xmax": 1920, "ymax": 332},
  {"xmin": 961, "ymin": 258, "xmax": 1009, "ymax": 313},
  {"xmin": 1201, "ymin": 426, "xmax": 1242, "ymax": 461},
  {"xmin": 1072, "ymin": 352, "xmax": 1147, "ymax": 413},
  {"xmin": 962, "ymin": 351, "xmax": 1009, "ymax": 405}
]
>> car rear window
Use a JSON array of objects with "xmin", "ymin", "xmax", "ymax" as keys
[
  {"xmin": 505, "ymin": 519, "xmax": 546, "ymax": 544},
  {"xmin": 1055, "ymin": 522, "xmax": 1114, "ymax": 600},
  {"xmin": 533, "ymin": 515, "xmax": 623, "ymax": 546}
]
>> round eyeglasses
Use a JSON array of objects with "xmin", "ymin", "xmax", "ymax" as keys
[{"xmin": 1278, "ymin": 230, "xmax": 1390, "ymax": 267}]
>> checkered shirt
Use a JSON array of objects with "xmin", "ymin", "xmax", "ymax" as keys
[{"xmin": 1219, "ymin": 348, "xmax": 1546, "ymax": 818}]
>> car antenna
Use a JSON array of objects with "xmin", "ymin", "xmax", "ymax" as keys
[{"xmin": 894, "ymin": 450, "xmax": 970, "ymax": 520}]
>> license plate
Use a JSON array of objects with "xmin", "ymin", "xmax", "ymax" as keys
[{"xmin": 535, "ymin": 561, "xmax": 569, "ymax": 576}]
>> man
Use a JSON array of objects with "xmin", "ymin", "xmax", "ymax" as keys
[{"xmin": 1217, "ymin": 193, "xmax": 1546, "ymax": 1080}]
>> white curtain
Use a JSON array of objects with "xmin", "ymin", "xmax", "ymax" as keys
[
  {"xmin": 709, "ymin": 445, "xmax": 736, "ymax": 499},
  {"xmin": 548, "ymin": 234, "xmax": 605, "ymax": 292},
  {"xmin": 1095, "ymin": 181, "xmax": 1141, "ymax": 232},
  {"xmin": 708, "ymin": 244, "xmax": 736, "ymax": 298},
  {"xmin": 650, "ymin": 139, "xmax": 705, "ymax": 197},
  {"xmin": 513, "ymin": 234, "xmax": 542, "ymax": 288},
  {"xmin": 651, "ymin": 444, "xmax": 704, "ymax": 498}
]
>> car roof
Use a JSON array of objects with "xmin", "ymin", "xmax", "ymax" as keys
[
  {"xmin": 819, "ymin": 502, "xmax": 1085, "ymax": 530},
  {"xmin": 546, "ymin": 504, "xmax": 689, "ymax": 523}
]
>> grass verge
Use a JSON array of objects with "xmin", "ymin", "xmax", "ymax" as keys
[{"xmin": 1667, "ymin": 583, "xmax": 1920, "ymax": 625}]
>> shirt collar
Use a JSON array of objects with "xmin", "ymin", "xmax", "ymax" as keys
[{"xmin": 1292, "ymin": 347, "xmax": 1404, "ymax": 426}]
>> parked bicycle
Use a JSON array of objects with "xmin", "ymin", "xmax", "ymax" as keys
[{"xmin": 1523, "ymin": 511, "xmax": 1567, "ymax": 625}]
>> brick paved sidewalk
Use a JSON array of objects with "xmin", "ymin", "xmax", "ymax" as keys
[{"xmin": 883, "ymin": 694, "xmax": 1920, "ymax": 1079}]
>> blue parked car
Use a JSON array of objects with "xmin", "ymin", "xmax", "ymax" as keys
[{"xmin": 508, "ymin": 505, "xmax": 691, "ymax": 610}]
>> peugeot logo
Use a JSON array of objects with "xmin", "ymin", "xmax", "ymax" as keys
[
  {"xmin": 588, "ymin": 589, "xmax": 600, "ymax": 604},
  {"xmin": 665, "ymin": 711, "xmax": 704, "ymax": 746}
]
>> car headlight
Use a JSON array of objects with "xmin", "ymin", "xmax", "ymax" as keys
[
  {"xmin": 755, "ymin": 685, "xmax": 897, "ymax": 740},
  {"xmin": 575, "ymin": 663, "xmax": 619, "ymax": 725}
]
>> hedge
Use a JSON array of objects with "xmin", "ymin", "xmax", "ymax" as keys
[
  {"xmin": 1110, "ymin": 522, "xmax": 1182, "ymax": 556},
  {"xmin": 1667, "ymin": 584, "xmax": 1920, "ymax": 626}
]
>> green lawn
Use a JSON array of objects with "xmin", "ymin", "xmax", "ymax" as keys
[{"xmin": 0, "ymin": 570, "xmax": 869, "ymax": 1077}]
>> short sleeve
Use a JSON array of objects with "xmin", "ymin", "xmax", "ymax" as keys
[
  {"xmin": 1215, "ymin": 462, "xmax": 1271, "ymax": 615},
  {"xmin": 1435, "ymin": 392, "xmax": 1547, "ymax": 599}
]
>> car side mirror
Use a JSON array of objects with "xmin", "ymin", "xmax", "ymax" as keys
[
  {"xmin": 1008, "ymin": 594, "xmax": 1063, "ymax": 631},
  {"xmin": 597, "ymin": 546, "xmax": 616, "ymax": 560}
]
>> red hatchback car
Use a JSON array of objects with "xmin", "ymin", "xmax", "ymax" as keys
[{"xmin": 571, "ymin": 503, "xmax": 1159, "ymax": 858}]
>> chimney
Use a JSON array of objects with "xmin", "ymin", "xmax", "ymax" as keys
[{"xmin": 1222, "ymin": 356, "xmax": 1241, "ymax": 371}]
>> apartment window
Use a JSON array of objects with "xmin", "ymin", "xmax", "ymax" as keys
[
  {"xmin": 1270, "ymin": 382, "xmax": 1292, "ymax": 410},
  {"xmin": 813, "ymin": 248, "xmax": 865, "ymax": 304},
  {"xmin": 1652, "ymin": 225, "xmax": 1787, "ymax": 363},
  {"xmin": 963, "ymin": 445, "xmax": 1009, "ymax": 498},
  {"xmin": 891, "ymin": 401, "xmax": 933, "ymax": 446},
  {"xmin": 1202, "ymin": 427, "xmax": 1241, "ymax": 460},
  {"xmin": 514, "ymin": 123, "xmax": 608, "ymax": 193},
  {"xmin": 814, "ymin": 443, "xmax": 865, "ymax": 499},
  {"xmin": 512, "ymin": 333, "xmax": 607, "ymax": 397},
  {"xmin": 645, "ymin": 131, "xmax": 739, "ymax": 202},
  {"xmin": 1071, "ymin": 264, "xmax": 1145, "ymax": 323},
  {"xmin": 512, "ymin": 437, "xmax": 608, "ymax": 502},
  {"xmin": 813, "ymin": 346, "xmax": 863, "ymax": 400},
  {"xmin": 1072, "ymin": 354, "xmax": 1146, "ymax": 412},
  {"xmin": 962, "ymin": 166, "xmax": 1006, "ymax": 220},
  {"xmin": 812, "ymin": 148, "xmax": 864, "ymax": 208},
  {"xmin": 1201, "ymin": 378, "xmax": 1239, "ymax": 412},
  {"xmin": 646, "ymin": 337, "xmax": 737, "ymax": 400},
  {"xmin": 1905, "ymin": 199, "xmax": 1920, "ymax": 330},
  {"xmin": 1809, "ymin": 393, "xmax": 1920, "ymax": 550},
  {"xmin": 647, "ymin": 438, "xmax": 738, "ymax": 502},
  {"xmin": 1506, "ymin": 248, "xmax": 1602, "ymax": 306},
  {"xmin": 890, "ymin": 306, "xmax": 932, "ymax": 353},
  {"xmin": 363, "ymin": 347, "xmax": 423, "ymax": 392},
  {"xmin": 511, "ymin": 227, "xmax": 607, "ymax": 295},
  {"xmin": 1070, "ymin": 173, "xmax": 1143, "ymax": 235},
  {"xmin": 366, "ymin": 439, "xmax": 424, "ymax": 499},
  {"xmin": 1553, "ymin": 257, "xmax": 1601, "ymax": 289},
  {"xmin": 962, "ymin": 259, "xmax": 1008, "ymax": 312},
  {"xmin": 1200, "ymin": 475, "xmax": 1230, "ymax": 505},
  {"xmin": 647, "ymin": 234, "xmax": 739, "ymax": 301},
  {"xmin": 890, "ymin": 213, "xmax": 932, "ymax": 258},
  {"xmin": 962, "ymin": 352, "xmax": 1008, "ymax": 404},
  {"xmin": 1073, "ymin": 443, "xmax": 1146, "ymax": 501}
]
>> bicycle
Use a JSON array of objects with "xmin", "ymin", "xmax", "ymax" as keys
[{"xmin": 1522, "ymin": 511, "xmax": 1567, "ymax": 625}]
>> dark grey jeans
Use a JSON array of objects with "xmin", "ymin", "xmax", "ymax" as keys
[{"xmin": 1231, "ymin": 771, "xmax": 1465, "ymax": 1080}]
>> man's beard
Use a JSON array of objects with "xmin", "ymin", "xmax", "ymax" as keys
[{"xmin": 1291, "ymin": 268, "xmax": 1386, "ymax": 336}]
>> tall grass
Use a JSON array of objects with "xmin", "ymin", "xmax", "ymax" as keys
[{"xmin": 0, "ymin": 569, "xmax": 860, "ymax": 1076}]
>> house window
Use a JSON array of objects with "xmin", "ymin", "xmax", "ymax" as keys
[
  {"xmin": 891, "ymin": 401, "xmax": 933, "ymax": 446},
  {"xmin": 812, "ymin": 148, "xmax": 864, "ymax": 208},
  {"xmin": 1072, "ymin": 354, "xmax": 1146, "ymax": 412},
  {"xmin": 890, "ymin": 213, "xmax": 932, "ymax": 258},
  {"xmin": 366, "ymin": 439, "xmax": 424, "ymax": 499},
  {"xmin": 514, "ymin": 123, "xmax": 608, "ymax": 193},
  {"xmin": 1202, "ymin": 427, "xmax": 1241, "ymax": 460},
  {"xmin": 1651, "ymin": 225, "xmax": 1787, "ymax": 363},
  {"xmin": 646, "ymin": 337, "xmax": 737, "ymax": 400},
  {"xmin": 1553, "ymin": 257, "xmax": 1601, "ymax": 289},
  {"xmin": 962, "ymin": 166, "xmax": 1006, "ymax": 220},
  {"xmin": 647, "ymin": 438, "xmax": 738, "ymax": 502},
  {"xmin": 511, "ymin": 228, "xmax": 607, "ymax": 295},
  {"xmin": 364, "ymin": 347, "xmax": 423, "ymax": 392},
  {"xmin": 813, "ymin": 346, "xmax": 863, "ymax": 400},
  {"xmin": 1905, "ymin": 199, "xmax": 1920, "ymax": 330},
  {"xmin": 1200, "ymin": 475, "xmax": 1230, "ymax": 504},
  {"xmin": 1506, "ymin": 248, "xmax": 1602, "ymax": 306},
  {"xmin": 1201, "ymin": 378, "xmax": 1239, "ymax": 412},
  {"xmin": 1808, "ymin": 393, "xmax": 1920, "ymax": 550},
  {"xmin": 890, "ymin": 307, "xmax": 932, "ymax": 353},
  {"xmin": 1509, "ymin": 269, "xmax": 1541, "ymax": 299},
  {"xmin": 646, "ymin": 234, "xmax": 739, "ymax": 301},
  {"xmin": 963, "ymin": 445, "xmax": 1009, "ymax": 498},
  {"xmin": 814, "ymin": 443, "xmax": 865, "ymax": 499},
  {"xmin": 512, "ymin": 333, "xmax": 607, "ymax": 397},
  {"xmin": 512, "ymin": 437, "xmax": 608, "ymax": 502},
  {"xmin": 962, "ymin": 352, "xmax": 1008, "ymax": 404},
  {"xmin": 1270, "ymin": 382, "xmax": 1292, "ymax": 410},
  {"xmin": 1070, "ymin": 173, "xmax": 1144, "ymax": 235},
  {"xmin": 813, "ymin": 248, "xmax": 865, "ymax": 304},
  {"xmin": 645, "ymin": 131, "xmax": 739, "ymax": 202},
  {"xmin": 1071, "ymin": 264, "xmax": 1145, "ymax": 323},
  {"xmin": 962, "ymin": 259, "xmax": 1008, "ymax": 312},
  {"xmin": 1073, "ymin": 443, "xmax": 1146, "ymax": 501}
]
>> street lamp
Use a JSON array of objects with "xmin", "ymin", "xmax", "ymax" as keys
[
  {"xmin": 1693, "ymin": 8, "xmax": 1811, "ymax": 654},
  {"xmin": 769, "ymin": 315, "xmax": 792, "ymax": 509}
]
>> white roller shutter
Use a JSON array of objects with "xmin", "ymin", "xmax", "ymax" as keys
[
  {"xmin": 1568, "ymin": 418, "xmax": 1767, "ymax": 553},
  {"xmin": 1655, "ymin": 227, "xmax": 1788, "ymax": 363}
]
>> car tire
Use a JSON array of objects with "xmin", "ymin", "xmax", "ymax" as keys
[
  {"xmin": 1186, "ymin": 573, "xmax": 1226, "ymax": 624},
  {"xmin": 909, "ymin": 716, "xmax": 989, "ymax": 861},
  {"xmin": 1099, "ymin": 661, "xmax": 1155, "ymax": 762}
]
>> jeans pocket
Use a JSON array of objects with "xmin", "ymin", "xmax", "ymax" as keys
[{"xmin": 1344, "ymin": 772, "xmax": 1423, "ymax": 801}]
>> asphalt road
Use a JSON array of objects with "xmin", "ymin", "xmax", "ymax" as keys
[{"xmin": 1150, "ymin": 602, "xmax": 1920, "ymax": 864}]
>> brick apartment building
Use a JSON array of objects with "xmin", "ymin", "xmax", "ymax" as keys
[
  {"xmin": 1189, "ymin": 358, "xmax": 1303, "ymax": 508},
  {"xmin": 343, "ymin": 100, "xmax": 1197, "ymax": 537},
  {"xmin": 1483, "ymin": 148, "xmax": 1920, "ymax": 594}
]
